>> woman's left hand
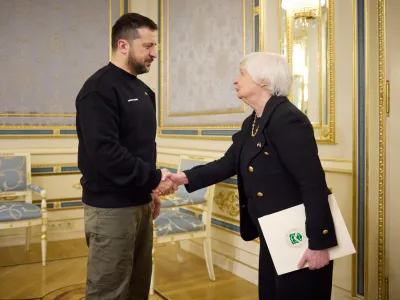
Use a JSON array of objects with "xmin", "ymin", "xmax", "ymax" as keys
[{"xmin": 297, "ymin": 248, "xmax": 330, "ymax": 270}]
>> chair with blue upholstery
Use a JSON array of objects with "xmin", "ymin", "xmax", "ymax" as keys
[
  {"xmin": 0, "ymin": 152, "xmax": 48, "ymax": 266},
  {"xmin": 150, "ymin": 155, "xmax": 216, "ymax": 295}
]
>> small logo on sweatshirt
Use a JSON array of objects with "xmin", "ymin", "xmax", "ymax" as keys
[{"xmin": 127, "ymin": 98, "xmax": 138, "ymax": 102}]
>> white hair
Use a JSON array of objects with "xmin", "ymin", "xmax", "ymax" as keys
[{"xmin": 240, "ymin": 52, "xmax": 293, "ymax": 97}]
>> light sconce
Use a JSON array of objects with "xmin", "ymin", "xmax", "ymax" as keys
[{"xmin": 281, "ymin": 0, "xmax": 325, "ymax": 29}]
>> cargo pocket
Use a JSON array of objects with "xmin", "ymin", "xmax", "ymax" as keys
[{"xmin": 86, "ymin": 231, "xmax": 133, "ymax": 290}]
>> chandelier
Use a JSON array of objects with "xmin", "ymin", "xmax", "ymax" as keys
[{"xmin": 281, "ymin": 0, "xmax": 324, "ymax": 29}]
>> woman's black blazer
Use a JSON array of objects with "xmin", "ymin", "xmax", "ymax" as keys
[{"xmin": 184, "ymin": 96, "xmax": 338, "ymax": 251}]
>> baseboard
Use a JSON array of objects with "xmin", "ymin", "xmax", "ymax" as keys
[
  {"xmin": 179, "ymin": 240, "xmax": 353, "ymax": 300},
  {"xmin": 180, "ymin": 240, "xmax": 258, "ymax": 285},
  {"xmin": 0, "ymin": 229, "xmax": 85, "ymax": 247},
  {"xmin": 331, "ymin": 285, "xmax": 356, "ymax": 300}
]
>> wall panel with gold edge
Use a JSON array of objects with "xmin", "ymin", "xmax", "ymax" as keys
[
  {"xmin": 158, "ymin": 0, "xmax": 264, "ymax": 140},
  {"xmin": 0, "ymin": 0, "xmax": 130, "ymax": 139},
  {"xmin": 279, "ymin": 0, "xmax": 335, "ymax": 143}
]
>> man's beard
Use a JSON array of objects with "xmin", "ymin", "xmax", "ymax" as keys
[{"xmin": 127, "ymin": 51, "xmax": 150, "ymax": 75}]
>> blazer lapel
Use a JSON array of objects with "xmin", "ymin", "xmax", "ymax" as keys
[
  {"xmin": 234, "ymin": 114, "xmax": 253, "ymax": 163},
  {"xmin": 247, "ymin": 96, "xmax": 288, "ymax": 162}
]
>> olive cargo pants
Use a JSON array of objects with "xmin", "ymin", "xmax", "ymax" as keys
[{"xmin": 84, "ymin": 203, "xmax": 153, "ymax": 300}]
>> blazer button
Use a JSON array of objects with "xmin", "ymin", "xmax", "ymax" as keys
[
  {"xmin": 264, "ymin": 151, "xmax": 270, "ymax": 155},
  {"xmin": 248, "ymin": 166, "xmax": 254, "ymax": 172},
  {"xmin": 323, "ymin": 229, "xmax": 328, "ymax": 235},
  {"xmin": 257, "ymin": 192, "xmax": 263, "ymax": 197}
]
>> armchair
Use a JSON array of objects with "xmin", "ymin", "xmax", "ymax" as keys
[
  {"xmin": 0, "ymin": 152, "xmax": 47, "ymax": 266},
  {"xmin": 150, "ymin": 155, "xmax": 216, "ymax": 295}
]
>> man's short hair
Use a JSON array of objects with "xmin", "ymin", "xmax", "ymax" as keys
[{"xmin": 111, "ymin": 13, "xmax": 158, "ymax": 51}]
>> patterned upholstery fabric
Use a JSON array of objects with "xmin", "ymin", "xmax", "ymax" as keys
[
  {"xmin": 0, "ymin": 156, "xmax": 27, "ymax": 192},
  {"xmin": 161, "ymin": 194, "xmax": 207, "ymax": 208},
  {"xmin": 155, "ymin": 210, "xmax": 205, "ymax": 236},
  {"xmin": 28, "ymin": 184, "xmax": 44, "ymax": 194},
  {"xmin": 0, "ymin": 202, "xmax": 41, "ymax": 222},
  {"xmin": 161, "ymin": 158, "xmax": 208, "ymax": 208}
]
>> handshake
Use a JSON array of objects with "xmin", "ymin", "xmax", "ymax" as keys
[{"xmin": 152, "ymin": 168, "xmax": 189, "ymax": 196}]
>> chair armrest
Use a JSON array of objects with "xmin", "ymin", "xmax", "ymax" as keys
[{"xmin": 28, "ymin": 184, "xmax": 47, "ymax": 198}]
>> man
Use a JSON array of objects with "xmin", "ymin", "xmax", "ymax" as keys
[{"xmin": 75, "ymin": 13, "xmax": 176, "ymax": 300}]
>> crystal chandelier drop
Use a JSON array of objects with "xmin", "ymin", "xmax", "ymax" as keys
[
  {"xmin": 281, "ymin": 0, "xmax": 323, "ymax": 29},
  {"xmin": 293, "ymin": 8, "xmax": 318, "ymax": 29}
]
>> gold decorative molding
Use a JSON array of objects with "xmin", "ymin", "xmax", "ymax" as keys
[
  {"xmin": 158, "ymin": 0, "xmax": 264, "ymax": 140},
  {"xmin": 364, "ymin": 0, "xmax": 370, "ymax": 296},
  {"xmin": 0, "ymin": 113, "xmax": 75, "ymax": 117},
  {"xmin": 72, "ymin": 182, "xmax": 82, "ymax": 190},
  {"xmin": 327, "ymin": 0, "xmax": 335, "ymax": 144},
  {"xmin": 0, "ymin": 125, "xmax": 75, "ymax": 129},
  {"xmin": 351, "ymin": 0, "xmax": 358, "ymax": 295},
  {"xmin": 32, "ymin": 197, "xmax": 82, "ymax": 204},
  {"xmin": 164, "ymin": 0, "xmax": 247, "ymax": 118},
  {"xmin": 378, "ymin": 0, "xmax": 386, "ymax": 298},
  {"xmin": 214, "ymin": 189, "xmax": 240, "ymax": 218},
  {"xmin": 0, "ymin": 195, "xmax": 18, "ymax": 200},
  {"xmin": 279, "ymin": 0, "xmax": 335, "ymax": 144},
  {"xmin": 0, "ymin": 0, "xmax": 127, "ymax": 138},
  {"xmin": 31, "ymin": 163, "xmax": 80, "ymax": 176},
  {"xmin": 32, "ymin": 163, "xmax": 77, "ymax": 168}
]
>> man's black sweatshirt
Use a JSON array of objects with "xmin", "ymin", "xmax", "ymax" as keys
[{"xmin": 75, "ymin": 62, "xmax": 162, "ymax": 208}]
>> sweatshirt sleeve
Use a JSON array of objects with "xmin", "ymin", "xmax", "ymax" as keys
[{"xmin": 77, "ymin": 91, "xmax": 161, "ymax": 189}]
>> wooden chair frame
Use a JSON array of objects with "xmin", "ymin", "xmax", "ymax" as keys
[
  {"xmin": 0, "ymin": 152, "xmax": 48, "ymax": 266},
  {"xmin": 150, "ymin": 155, "xmax": 216, "ymax": 295}
]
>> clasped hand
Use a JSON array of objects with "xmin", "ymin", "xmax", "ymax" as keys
[
  {"xmin": 298, "ymin": 248, "xmax": 330, "ymax": 270},
  {"xmin": 152, "ymin": 169, "xmax": 188, "ymax": 196}
]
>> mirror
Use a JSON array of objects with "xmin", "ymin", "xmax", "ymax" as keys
[{"xmin": 280, "ymin": 0, "xmax": 335, "ymax": 143}]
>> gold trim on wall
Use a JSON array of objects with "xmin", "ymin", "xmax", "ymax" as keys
[
  {"xmin": 162, "ymin": 0, "xmax": 247, "ymax": 118},
  {"xmin": 364, "ymin": 0, "xmax": 370, "ymax": 296},
  {"xmin": 0, "ymin": 0, "xmax": 126, "ymax": 138},
  {"xmin": 31, "ymin": 162, "xmax": 80, "ymax": 176},
  {"xmin": 259, "ymin": 0, "xmax": 264, "ymax": 51},
  {"xmin": 0, "ymin": 125, "xmax": 75, "ymax": 129},
  {"xmin": 32, "ymin": 197, "xmax": 81, "ymax": 204},
  {"xmin": 378, "ymin": 0, "xmax": 386, "ymax": 298},
  {"xmin": 109, "ymin": 0, "xmax": 113, "ymax": 61},
  {"xmin": 351, "ymin": 0, "xmax": 358, "ymax": 295},
  {"xmin": 158, "ymin": 0, "xmax": 264, "ymax": 139},
  {"xmin": 279, "ymin": 0, "xmax": 335, "ymax": 144},
  {"xmin": 0, "ymin": 113, "xmax": 75, "ymax": 117},
  {"xmin": 327, "ymin": 0, "xmax": 336, "ymax": 144},
  {"xmin": 167, "ymin": 107, "xmax": 247, "ymax": 117},
  {"xmin": 119, "ymin": 0, "xmax": 124, "ymax": 15},
  {"xmin": 158, "ymin": 145, "xmax": 353, "ymax": 162},
  {"xmin": 0, "ymin": 135, "xmax": 76, "ymax": 140}
]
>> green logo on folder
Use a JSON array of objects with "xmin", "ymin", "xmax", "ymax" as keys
[
  {"xmin": 287, "ymin": 229, "xmax": 306, "ymax": 247},
  {"xmin": 289, "ymin": 232, "xmax": 303, "ymax": 245}
]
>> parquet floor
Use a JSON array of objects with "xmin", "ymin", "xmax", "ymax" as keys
[{"xmin": 0, "ymin": 239, "xmax": 258, "ymax": 300}]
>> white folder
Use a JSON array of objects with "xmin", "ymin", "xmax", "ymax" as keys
[{"xmin": 258, "ymin": 194, "xmax": 356, "ymax": 275}]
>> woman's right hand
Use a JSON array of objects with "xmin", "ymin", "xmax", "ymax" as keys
[{"xmin": 170, "ymin": 171, "xmax": 189, "ymax": 186}]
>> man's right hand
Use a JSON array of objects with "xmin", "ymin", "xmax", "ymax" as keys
[{"xmin": 153, "ymin": 169, "xmax": 178, "ymax": 196}]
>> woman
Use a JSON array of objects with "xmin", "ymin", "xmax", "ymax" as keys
[{"xmin": 161, "ymin": 52, "xmax": 337, "ymax": 299}]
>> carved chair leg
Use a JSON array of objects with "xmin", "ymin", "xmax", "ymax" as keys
[
  {"xmin": 176, "ymin": 241, "xmax": 185, "ymax": 263},
  {"xmin": 41, "ymin": 205, "xmax": 48, "ymax": 267},
  {"xmin": 203, "ymin": 237, "xmax": 215, "ymax": 281},
  {"xmin": 25, "ymin": 227, "xmax": 31, "ymax": 251}
]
